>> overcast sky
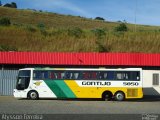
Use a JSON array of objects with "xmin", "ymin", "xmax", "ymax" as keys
[{"xmin": 2, "ymin": 0, "xmax": 160, "ymax": 26}]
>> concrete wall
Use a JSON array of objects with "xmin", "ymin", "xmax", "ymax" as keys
[
  {"xmin": 0, "ymin": 66, "xmax": 18, "ymax": 95},
  {"xmin": 143, "ymin": 70, "xmax": 160, "ymax": 96}
]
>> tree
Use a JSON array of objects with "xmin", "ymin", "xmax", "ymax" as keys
[
  {"xmin": 114, "ymin": 23, "xmax": 128, "ymax": 32},
  {"xmin": 3, "ymin": 2, "xmax": 17, "ymax": 8},
  {"xmin": 11, "ymin": 2, "xmax": 17, "ymax": 8},
  {"xmin": 3, "ymin": 3, "xmax": 12, "ymax": 7},
  {"xmin": 0, "ymin": 1, "xmax": 2, "ymax": 6},
  {"xmin": 95, "ymin": 17, "xmax": 105, "ymax": 21},
  {"xmin": 117, "ymin": 20, "xmax": 122, "ymax": 23}
]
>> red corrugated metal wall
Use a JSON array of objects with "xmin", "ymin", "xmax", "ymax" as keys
[{"xmin": 1, "ymin": 52, "xmax": 160, "ymax": 66}]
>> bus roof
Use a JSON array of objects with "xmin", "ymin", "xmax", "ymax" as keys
[{"xmin": 19, "ymin": 68, "xmax": 142, "ymax": 71}]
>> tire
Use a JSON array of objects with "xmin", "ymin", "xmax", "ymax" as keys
[
  {"xmin": 114, "ymin": 92, "xmax": 125, "ymax": 101},
  {"xmin": 102, "ymin": 92, "xmax": 112, "ymax": 101},
  {"xmin": 28, "ymin": 91, "xmax": 39, "ymax": 100}
]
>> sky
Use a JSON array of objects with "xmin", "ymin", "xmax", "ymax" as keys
[{"xmin": 1, "ymin": 0, "xmax": 160, "ymax": 26}]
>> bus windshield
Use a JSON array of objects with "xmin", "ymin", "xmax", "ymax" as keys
[{"xmin": 16, "ymin": 70, "xmax": 31, "ymax": 90}]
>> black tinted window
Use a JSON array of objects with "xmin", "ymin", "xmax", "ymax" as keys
[{"xmin": 18, "ymin": 70, "xmax": 30, "ymax": 77}]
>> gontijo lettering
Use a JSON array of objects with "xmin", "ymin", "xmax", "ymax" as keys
[{"xmin": 82, "ymin": 81, "xmax": 111, "ymax": 86}]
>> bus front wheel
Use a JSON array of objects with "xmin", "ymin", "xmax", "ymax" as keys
[
  {"xmin": 114, "ymin": 91, "xmax": 125, "ymax": 101},
  {"xmin": 28, "ymin": 90, "xmax": 39, "ymax": 100}
]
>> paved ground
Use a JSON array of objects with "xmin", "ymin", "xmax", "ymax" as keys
[{"xmin": 0, "ymin": 96, "xmax": 160, "ymax": 120}]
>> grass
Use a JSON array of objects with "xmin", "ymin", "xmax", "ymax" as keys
[{"xmin": 1, "ymin": 7, "xmax": 160, "ymax": 53}]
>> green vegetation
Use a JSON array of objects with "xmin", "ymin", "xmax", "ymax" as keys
[
  {"xmin": 3, "ymin": 2, "xmax": 17, "ymax": 8},
  {"xmin": 0, "ymin": 17, "xmax": 11, "ymax": 26},
  {"xmin": 114, "ymin": 23, "xmax": 128, "ymax": 32},
  {"xmin": 95, "ymin": 17, "xmax": 105, "ymax": 21},
  {"xmin": 0, "ymin": 44, "xmax": 17, "ymax": 51},
  {"xmin": 0, "ymin": 6, "xmax": 160, "ymax": 53},
  {"xmin": 67, "ymin": 27, "xmax": 84, "ymax": 38}
]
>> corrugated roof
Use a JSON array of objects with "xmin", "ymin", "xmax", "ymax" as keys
[{"xmin": 0, "ymin": 52, "xmax": 160, "ymax": 66}]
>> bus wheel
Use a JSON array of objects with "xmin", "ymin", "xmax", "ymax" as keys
[
  {"xmin": 102, "ymin": 91, "xmax": 112, "ymax": 101},
  {"xmin": 28, "ymin": 91, "xmax": 39, "ymax": 100},
  {"xmin": 114, "ymin": 91, "xmax": 125, "ymax": 101}
]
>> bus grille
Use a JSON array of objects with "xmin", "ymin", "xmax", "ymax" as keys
[{"xmin": 127, "ymin": 89, "xmax": 138, "ymax": 97}]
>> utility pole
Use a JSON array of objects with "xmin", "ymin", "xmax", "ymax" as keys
[{"xmin": 135, "ymin": 0, "xmax": 137, "ymax": 40}]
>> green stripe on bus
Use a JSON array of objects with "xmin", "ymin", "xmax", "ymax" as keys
[
  {"xmin": 54, "ymin": 80, "xmax": 77, "ymax": 98},
  {"xmin": 44, "ymin": 80, "xmax": 76, "ymax": 98},
  {"xmin": 44, "ymin": 80, "xmax": 66, "ymax": 98}
]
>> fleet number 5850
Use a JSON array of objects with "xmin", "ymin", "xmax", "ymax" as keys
[{"xmin": 123, "ymin": 82, "xmax": 139, "ymax": 86}]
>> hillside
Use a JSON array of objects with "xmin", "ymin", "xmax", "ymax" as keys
[{"xmin": 1, "ymin": 6, "xmax": 160, "ymax": 53}]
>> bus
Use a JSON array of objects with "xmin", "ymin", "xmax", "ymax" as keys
[{"xmin": 13, "ymin": 68, "xmax": 143, "ymax": 101}]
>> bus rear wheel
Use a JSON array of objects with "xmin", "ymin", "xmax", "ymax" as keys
[
  {"xmin": 102, "ymin": 91, "xmax": 113, "ymax": 101},
  {"xmin": 28, "ymin": 91, "xmax": 39, "ymax": 100},
  {"xmin": 114, "ymin": 91, "xmax": 125, "ymax": 101}
]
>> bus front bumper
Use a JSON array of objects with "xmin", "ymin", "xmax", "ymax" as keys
[{"xmin": 13, "ymin": 89, "xmax": 28, "ymax": 98}]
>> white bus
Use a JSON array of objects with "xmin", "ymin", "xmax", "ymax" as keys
[{"xmin": 14, "ymin": 68, "xmax": 143, "ymax": 101}]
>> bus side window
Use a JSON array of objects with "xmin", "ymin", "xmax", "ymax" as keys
[
  {"xmin": 132, "ymin": 71, "xmax": 140, "ymax": 81},
  {"xmin": 70, "ymin": 72, "xmax": 80, "ymax": 79},
  {"xmin": 125, "ymin": 73, "xmax": 129, "ymax": 80},
  {"xmin": 116, "ymin": 72, "xmax": 126, "ymax": 80},
  {"xmin": 90, "ymin": 72, "xmax": 97, "ymax": 80},
  {"xmin": 83, "ymin": 71, "xmax": 90, "ymax": 80},
  {"xmin": 49, "ymin": 71, "xmax": 56, "ymax": 79},
  {"xmin": 74, "ymin": 72, "xmax": 80, "ymax": 79},
  {"xmin": 117, "ymin": 72, "xmax": 125, "ymax": 80},
  {"xmin": 123, "ymin": 72, "xmax": 130, "ymax": 80},
  {"xmin": 116, "ymin": 72, "xmax": 130, "ymax": 80},
  {"xmin": 99, "ymin": 72, "xmax": 104, "ymax": 80},
  {"xmin": 77, "ymin": 71, "xmax": 82, "ymax": 80},
  {"xmin": 56, "ymin": 71, "xmax": 65, "ymax": 79},
  {"xmin": 55, "ymin": 72, "xmax": 61, "ymax": 79},
  {"xmin": 70, "ymin": 72, "xmax": 74, "ymax": 79},
  {"xmin": 61, "ymin": 72, "xmax": 65, "ymax": 79},
  {"xmin": 136, "ymin": 72, "xmax": 140, "ymax": 80},
  {"xmin": 104, "ymin": 72, "xmax": 108, "ymax": 79},
  {"xmin": 33, "ymin": 71, "xmax": 36, "ymax": 79},
  {"xmin": 65, "ymin": 71, "xmax": 71, "ymax": 79},
  {"xmin": 98, "ymin": 72, "xmax": 108, "ymax": 80},
  {"xmin": 41, "ymin": 71, "xmax": 48, "ymax": 79},
  {"xmin": 58, "ymin": 71, "xmax": 80, "ymax": 80},
  {"xmin": 107, "ymin": 71, "xmax": 114, "ymax": 80},
  {"xmin": 33, "ymin": 71, "xmax": 41, "ymax": 80}
]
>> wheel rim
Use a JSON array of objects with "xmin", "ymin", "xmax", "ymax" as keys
[
  {"xmin": 116, "ymin": 93, "xmax": 124, "ymax": 101},
  {"xmin": 30, "ymin": 92, "xmax": 37, "ymax": 99},
  {"xmin": 104, "ymin": 94, "xmax": 111, "ymax": 100}
]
